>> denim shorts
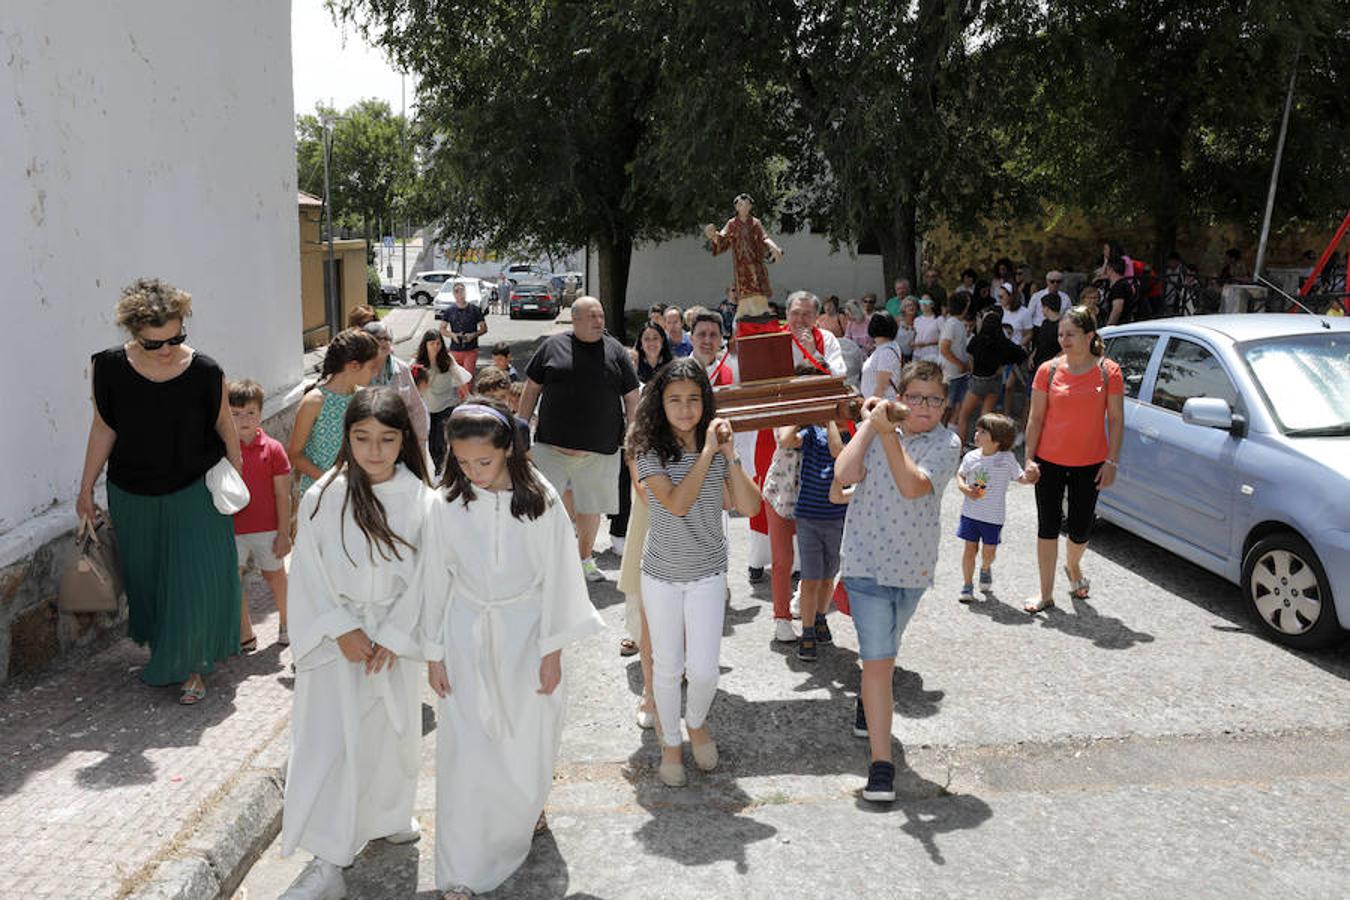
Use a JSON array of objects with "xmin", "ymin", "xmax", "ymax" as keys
[
  {"xmin": 795, "ymin": 516, "xmax": 844, "ymax": 580},
  {"xmin": 946, "ymin": 373, "xmax": 970, "ymax": 409},
  {"xmin": 969, "ymin": 373, "xmax": 1002, "ymax": 398},
  {"xmin": 844, "ymin": 576, "xmax": 926, "ymax": 660},
  {"xmin": 956, "ymin": 514, "xmax": 1003, "ymax": 546}
]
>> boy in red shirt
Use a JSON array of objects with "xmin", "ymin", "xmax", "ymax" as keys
[{"xmin": 228, "ymin": 380, "xmax": 292, "ymax": 649}]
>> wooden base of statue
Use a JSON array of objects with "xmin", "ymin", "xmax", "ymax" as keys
[
  {"xmin": 715, "ymin": 374, "xmax": 861, "ymax": 432},
  {"xmin": 733, "ymin": 330, "xmax": 793, "ymax": 382}
]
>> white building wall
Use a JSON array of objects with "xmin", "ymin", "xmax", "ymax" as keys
[
  {"xmin": 0, "ymin": 1, "xmax": 302, "ymax": 535},
  {"xmin": 591, "ymin": 231, "xmax": 886, "ymax": 310}
]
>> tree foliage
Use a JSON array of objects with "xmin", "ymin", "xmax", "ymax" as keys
[
  {"xmin": 334, "ymin": 0, "xmax": 788, "ymax": 335},
  {"xmin": 322, "ymin": 0, "xmax": 1349, "ymax": 310},
  {"xmin": 775, "ymin": 0, "xmax": 1035, "ymax": 288},
  {"xmin": 296, "ymin": 98, "xmax": 413, "ymax": 241},
  {"xmin": 1008, "ymin": 0, "xmax": 1350, "ymax": 266}
]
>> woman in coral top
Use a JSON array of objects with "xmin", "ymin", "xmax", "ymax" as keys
[{"xmin": 1021, "ymin": 306, "xmax": 1124, "ymax": 614}]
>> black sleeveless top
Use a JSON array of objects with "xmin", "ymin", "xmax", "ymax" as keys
[{"xmin": 92, "ymin": 348, "xmax": 226, "ymax": 495}]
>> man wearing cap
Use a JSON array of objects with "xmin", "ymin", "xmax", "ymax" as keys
[{"xmin": 1028, "ymin": 270, "xmax": 1072, "ymax": 326}]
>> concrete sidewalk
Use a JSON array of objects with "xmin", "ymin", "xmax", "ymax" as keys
[{"xmin": 0, "ymin": 571, "xmax": 291, "ymax": 899}]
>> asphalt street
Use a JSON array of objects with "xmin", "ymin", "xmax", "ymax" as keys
[{"xmin": 238, "ymin": 312, "xmax": 1350, "ymax": 899}]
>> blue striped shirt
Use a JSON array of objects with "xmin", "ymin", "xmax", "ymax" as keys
[{"xmin": 795, "ymin": 426, "xmax": 848, "ymax": 520}]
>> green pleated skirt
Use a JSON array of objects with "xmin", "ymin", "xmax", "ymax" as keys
[{"xmin": 107, "ymin": 477, "xmax": 241, "ymax": 685}]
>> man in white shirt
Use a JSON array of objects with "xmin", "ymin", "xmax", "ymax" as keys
[
  {"xmin": 785, "ymin": 291, "xmax": 846, "ymax": 376},
  {"xmin": 1028, "ymin": 270, "xmax": 1072, "ymax": 326}
]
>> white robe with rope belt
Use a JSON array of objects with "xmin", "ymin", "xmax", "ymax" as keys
[
  {"xmin": 420, "ymin": 478, "xmax": 603, "ymax": 894},
  {"xmin": 280, "ymin": 465, "xmax": 436, "ymax": 866}
]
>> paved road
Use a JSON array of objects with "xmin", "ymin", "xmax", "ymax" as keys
[{"xmin": 239, "ymin": 318, "xmax": 1350, "ymax": 899}]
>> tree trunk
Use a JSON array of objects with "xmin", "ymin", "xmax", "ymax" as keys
[
  {"xmin": 877, "ymin": 198, "xmax": 918, "ymax": 296},
  {"xmin": 595, "ymin": 233, "xmax": 634, "ymax": 341},
  {"xmin": 1151, "ymin": 120, "xmax": 1186, "ymax": 268}
]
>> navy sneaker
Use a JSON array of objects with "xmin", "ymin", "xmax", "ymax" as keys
[
  {"xmin": 852, "ymin": 697, "xmax": 868, "ymax": 738},
  {"xmin": 797, "ymin": 629, "xmax": 817, "ymax": 661},
  {"xmin": 862, "ymin": 761, "xmax": 896, "ymax": 803},
  {"xmin": 748, "ymin": 566, "xmax": 765, "ymax": 584},
  {"xmin": 814, "ymin": 614, "xmax": 832, "ymax": 644}
]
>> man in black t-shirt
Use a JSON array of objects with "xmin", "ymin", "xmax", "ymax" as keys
[
  {"xmin": 437, "ymin": 281, "xmax": 488, "ymax": 372},
  {"xmin": 519, "ymin": 296, "xmax": 640, "ymax": 582},
  {"xmin": 1104, "ymin": 256, "xmax": 1134, "ymax": 326}
]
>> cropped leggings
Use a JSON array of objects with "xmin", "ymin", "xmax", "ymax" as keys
[{"xmin": 1033, "ymin": 457, "xmax": 1103, "ymax": 545}]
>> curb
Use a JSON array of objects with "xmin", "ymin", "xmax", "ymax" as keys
[{"xmin": 127, "ymin": 726, "xmax": 289, "ymax": 900}]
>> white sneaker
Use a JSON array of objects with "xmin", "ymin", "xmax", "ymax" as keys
[
  {"xmin": 1014, "ymin": 432, "xmax": 1026, "ymax": 448},
  {"xmin": 610, "ymin": 534, "xmax": 626, "ymax": 557},
  {"xmin": 383, "ymin": 817, "xmax": 421, "ymax": 844},
  {"xmin": 581, "ymin": 558, "xmax": 606, "ymax": 582},
  {"xmin": 280, "ymin": 857, "xmax": 346, "ymax": 900},
  {"xmin": 790, "ymin": 589, "xmax": 801, "ymax": 620},
  {"xmin": 773, "ymin": 619, "xmax": 798, "ymax": 643}
]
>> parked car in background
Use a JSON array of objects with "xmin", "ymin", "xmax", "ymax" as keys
[
  {"xmin": 502, "ymin": 263, "xmax": 552, "ymax": 285},
  {"xmin": 508, "ymin": 282, "xmax": 560, "ymax": 320},
  {"xmin": 432, "ymin": 277, "xmax": 487, "ymax": 314},
  {"xmin": 407, "ymin": 269, "xmax": 458, "ymax": 305},
  {"xmin": 1097, "ymin": 315, "xmax": 1350, "ymax": 649},
  {"xmin": 377, "ymin": 282, "xmax": 403, "ymax": 305}
]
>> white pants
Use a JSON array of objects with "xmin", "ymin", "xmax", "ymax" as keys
[{"xmin": 641, "ymin": 572, "xmax": 726, "ymax": 748}]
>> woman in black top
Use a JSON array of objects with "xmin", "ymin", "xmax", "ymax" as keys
[
  {"xmin": 633, "ymin": 321, "xmax": 673, "ymax": 384},
  {"xmin": 77, "ymin": 278, "xmax": 243, "ymax": 704},
  {"xmin": 954, "ymin": 309, "xmax": 1028, "ymax": 447}
]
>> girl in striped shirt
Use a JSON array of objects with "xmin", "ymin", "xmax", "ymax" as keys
[{"xmin": 630, "ymin": 358, "xmax": 762, "ymax": 788}]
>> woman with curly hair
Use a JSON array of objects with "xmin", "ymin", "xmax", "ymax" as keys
[
  {"xmin": 629, "ymin": 358, "xmax": 761, "ymax": 787},
  {"xmin": 77, "ymin": 278, "xmax": 244, "ymax": 704}
]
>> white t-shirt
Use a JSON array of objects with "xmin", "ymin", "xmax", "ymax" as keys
[
  {"xmin": 913, "ymin": 315, "xmax": 943, "ymax": 361},
  {"xmin": 1029, "ymin": 289, "xmax": 1071, "ymax": 326},
  {"xmin": 958, "ymin": 448, "xmax": 1023, "ymax": 526},
  {"xmin": 1001, "ymin": 306, "xmax": 1034, "ymax": 347},
  {"xmin": 937, "ymin": 316, "xmax": 969, "ymax": 382},
  {"xmin": 860, "ymin": 341, "xmax": 903, "ymax": 399}
]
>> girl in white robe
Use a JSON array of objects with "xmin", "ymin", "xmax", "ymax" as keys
[
  {"xmin": 279, "ymin": 389, "xmax": 437, "ymax": 900},
  {"xmin": 422, "ymin": 399, "xmax": 603, "ymax": 900}
]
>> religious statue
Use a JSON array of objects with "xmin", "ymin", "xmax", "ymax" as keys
[{"xmin": 702, "ymin": 193, "xmax": 784, "ymax": 334}]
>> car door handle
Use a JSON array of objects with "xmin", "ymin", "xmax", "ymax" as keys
[{"xmin": 1140, "ymin": 426, "xmax": 1159, "ymax": 442}]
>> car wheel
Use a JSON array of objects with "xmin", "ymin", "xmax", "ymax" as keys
[
  {"xmin": 413, "ymin": 292, "xmax": 430, "ymax": 306},
  {"xmin": 1241, "ymin": 532, "xmax": 1343, "ymax": 649},
  {"xmin": 509, "ymin": 310, "xmax": 518, "ymax": 320}
]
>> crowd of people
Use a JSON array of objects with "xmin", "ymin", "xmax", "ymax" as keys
[{"xmin": 78, "ymin": 257, "xmax": 1129, "ymax": 897}]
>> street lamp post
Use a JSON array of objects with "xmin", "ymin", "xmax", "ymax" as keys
[{"xmin": 322, "ymin": 122, "xmax": 340, "ymax": 338}]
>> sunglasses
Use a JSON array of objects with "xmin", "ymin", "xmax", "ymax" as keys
[{"xmin": 138, "ymin": 331, "xmax": 188, "ymax": 351}]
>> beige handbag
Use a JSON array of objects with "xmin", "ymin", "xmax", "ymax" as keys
[{"xmin": 58, "ymin": 511, "xmax": 124, "ymax": 614}]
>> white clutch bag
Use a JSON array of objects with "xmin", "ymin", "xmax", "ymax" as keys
[{"xmin": 205, "ymin": 457, "xmax": 251, "ymax": 515}]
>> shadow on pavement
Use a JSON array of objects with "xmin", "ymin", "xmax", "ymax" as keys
[
  {"xmin": 618, "ymin": 677, "xmax": 990, "ymax": 869},
  {"xmin": 965, "ymin": 587, "xmax": 1156, "ymax": 650},
  {"xmin": 1090, "ymin": 521, "xmax": 1350, "ymax": 677}
]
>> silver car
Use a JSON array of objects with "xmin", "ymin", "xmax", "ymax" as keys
[{"xmin": 1098, "ymin": 315, "xmax": 1350, "ymax": 649}]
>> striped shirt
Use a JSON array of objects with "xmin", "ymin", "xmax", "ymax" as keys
[
  {"xmin": 795, "ymin": 425, "xmax": 848, "ymax": 521},
  {"xmin": 636, "ymin": 449, "xmax": 729, "ymax": 583}
]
